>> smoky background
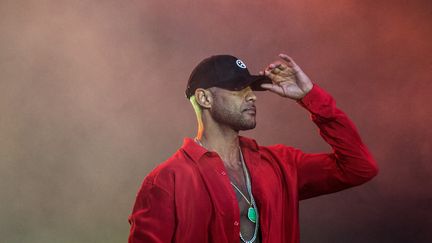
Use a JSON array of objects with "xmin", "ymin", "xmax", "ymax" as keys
[{"xmin": 0, "ymin": 0, "xmax": 431, "ymax": 242}]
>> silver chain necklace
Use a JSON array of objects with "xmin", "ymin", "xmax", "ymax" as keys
[
  {"xmin": 194, "ymin": 138, "xmax": 259, "ymax": 243},
  {"xmin": 237, "ymin": 149, "xmax": 259, "ymax": 243}
]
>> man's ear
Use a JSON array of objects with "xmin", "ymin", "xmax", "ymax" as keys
[{"xmin": 195, "ymin": 88, "xmax": 212, "ymax": 109}]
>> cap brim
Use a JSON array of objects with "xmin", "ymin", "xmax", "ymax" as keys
[
  {"xmin": 248, "ymin": 75, "xmax": 272, "ymax": 91},
  {"xmin": 201, "ymin": 74, "xmax": 272, "ymax": 94}
]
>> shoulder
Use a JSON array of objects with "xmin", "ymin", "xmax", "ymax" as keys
[
  {"xmin": 260, "ymin": 144, "xmax": 305, "ymax": 166},
  {"xmin": 261, "ymin": 143, "xmax": 303, "ymax": 155},
  {"xmin": 240, "ymin": 136, "xmax": 304, "ymax": 162},
  {"xmin": 141, "ymin": 149, "xmax": 195, "ymax": 192}
]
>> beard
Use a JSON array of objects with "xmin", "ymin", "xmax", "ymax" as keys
[{"xmin": 210, "ymin": 104, "xmax": 256, "ymax": 131}]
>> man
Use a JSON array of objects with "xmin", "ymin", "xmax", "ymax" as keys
[{"xmin": 128, "ymin": 54, "xmax": 378, "ymax": 243}]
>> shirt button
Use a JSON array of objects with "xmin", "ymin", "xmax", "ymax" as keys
[
  {"xmin": 221, "ymin": 171, "xmax": 226, "ymax": 176},
  {"xmin": 234, "ymin": 221, "xmax": 239, "ymax": 226}
]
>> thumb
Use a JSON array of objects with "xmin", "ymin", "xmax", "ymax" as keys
[{"xmin": 261, "ymin": 83, "xmax": 282, "ymax": 94}]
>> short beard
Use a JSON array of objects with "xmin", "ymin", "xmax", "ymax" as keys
[{"xmin": 210, "ymin": 105, "xmax": 256, "ymax": 132}]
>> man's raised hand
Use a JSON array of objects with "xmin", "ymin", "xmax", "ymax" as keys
[{"xmin": 260, "ymin": 54, "xmax": 313, "ymax": 100}]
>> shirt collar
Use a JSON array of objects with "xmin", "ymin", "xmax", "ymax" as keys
[
  {"xmin": 181, "ymin": 137, "xmax": 209, "ymax": 162},
  {"xmin": 239, "ymin": 136, "xmax": 259, "ymax": 152},
  {"xmin": 181, "ymin": 136, "xmax": 259, "ymax": 162}
]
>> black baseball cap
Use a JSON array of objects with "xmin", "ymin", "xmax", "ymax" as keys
[{"xmin": 185, "ymin": 55, "xmax": 272, "ymax": 98}]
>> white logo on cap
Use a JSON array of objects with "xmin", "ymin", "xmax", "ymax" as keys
[{"xmin": 236, "ymin": 59, "xmax": 247, "ymax": 69}]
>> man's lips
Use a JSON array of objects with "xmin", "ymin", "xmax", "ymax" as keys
[{"xmin": 243, "ymin": 106, "xmax": 256, "ymax": 114}]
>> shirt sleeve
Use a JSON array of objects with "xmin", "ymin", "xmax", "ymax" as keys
[
  {"xmin": 295, "ymin": 84, "xmax": 379, "ymax": 200},
  {"xmin": 128, "ymin": 178, "xmax": 175, "ymax": 243}
]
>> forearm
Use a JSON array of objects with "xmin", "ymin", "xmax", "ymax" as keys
[{"xmin": 297, "ymin": 84, "xmax": 378, "ymax": 197}]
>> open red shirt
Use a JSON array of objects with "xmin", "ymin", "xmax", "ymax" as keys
[{"xmin": 128, "ymin": 84, "xmax": 378, "ymax": 243}]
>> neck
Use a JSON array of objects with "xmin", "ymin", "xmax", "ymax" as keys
[{"xmin": 195, "ymin": 121, "xmax": 241, "ymax": 169}]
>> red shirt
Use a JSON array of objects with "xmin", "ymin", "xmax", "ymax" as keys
[{"xmin": 128, "ymin": 85, "xmax": 378, "ymax": 243}]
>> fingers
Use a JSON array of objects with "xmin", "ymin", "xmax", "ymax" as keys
[
  {"xmin": 279, "ymin": 53, "xmax": 301, "ymax": 71},
  {"xmin": 264, "ymin": 70, "xmax": 278, "ymax": 81},
  {"xmin": 259, "ymin": 54, "xmax": 299, "ymax": 76},
  {"xmin": 264, "ymin": 69, "xmax": 293, "ymax": 84},
  {"xmin": 266, "ymin": 62, "xmax": 288, "ymax": 77},
  {"xmin": 269, "ymin": 62, "xmax": 286, "ymax": 70},
  {"xmin": 259, "ymin": 64, "xmax": 283, "ymax": 76},
  {"xmin": 266, "ymin": 63, "xmax": 296, "ymax": 78},
  {"xmin": 278, "ymin": 53, "xmax": 295, "ymax": 65}
]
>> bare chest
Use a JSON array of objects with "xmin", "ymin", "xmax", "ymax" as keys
[
  {"xmin": 225, "ymin": 166, "xmax": 249, "ymax": 213},
  {"xmin": 225, "ymin": 165, "xmax": 260, "ymax": 242}
]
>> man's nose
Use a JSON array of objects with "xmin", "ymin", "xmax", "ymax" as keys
[{"xmin": 245, "ymin": 87, "xmax": 257, "ymax": 102}]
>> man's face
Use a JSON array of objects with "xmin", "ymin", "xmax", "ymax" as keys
[{"xmin": 209, "ymin": 86, "xmax": 257, "ymax": 131}]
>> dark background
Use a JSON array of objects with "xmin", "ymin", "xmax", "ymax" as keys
[{"xmin": 1, "ymin": 0, "xmax": 431, "ymax": 242}]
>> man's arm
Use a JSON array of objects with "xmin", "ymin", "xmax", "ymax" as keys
[
  {"xmin": 128, "ymin": 179, "xmax": 175, "ymax": 243},
  {"xmin": 261, "ymin": 54, "xmax": 378, "ymax": 199},
  {"xmin": 295, "ymin": 84, "xmax": 378, "ymax": 199}
]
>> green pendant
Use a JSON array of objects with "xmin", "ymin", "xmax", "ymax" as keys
[{"xmin": 248, "ymin": 207, "xmax": 257, "ymax": 223}]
